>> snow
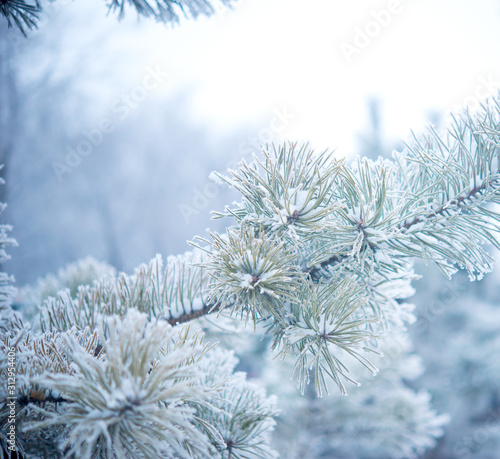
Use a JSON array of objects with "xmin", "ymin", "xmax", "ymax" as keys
[
  {"xmin": 208, "ymin": 171, "xmax": 226, "ymax": 185},
  {"xmin": 239, "ymin": 273, "xmax": 256, "ymax": 289}
]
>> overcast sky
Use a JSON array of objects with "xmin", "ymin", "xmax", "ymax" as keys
[
  {"xmin": 137, "ymin": 0, "xmax": 500, "ymax": 155},
  {"xmin": 23, "ymin": 0, "xmax": 500, "ymax": 157}
]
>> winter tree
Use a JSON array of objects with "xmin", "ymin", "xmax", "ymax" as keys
[
  {"xmin": 2, "ymin": 2, "xmax": 500, "ymax": 458},
  {"xmin": 1, "ymin": 92, "xmax": 500, "ymax": 456}
]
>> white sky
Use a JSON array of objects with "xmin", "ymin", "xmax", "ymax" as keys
[
  {"xmin": 39, "ymin": 0, "xmax": 500, "ymax": 156},
  {"xmin": 132, "ymin": 0, "xmax": 500, "ymax": 156}
]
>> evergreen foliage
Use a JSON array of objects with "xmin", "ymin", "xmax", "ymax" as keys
[
  {"xmin": 4, "ymin": 94, "xmax": 500, "ymax": 456},
  {"xmin": 263, "ymin": 335, "xmax": 450, "ymax": 458},
  {"xmin": 0, "ymin": 0, "xmax": 236, "ymax": 35},
  {"xmin": 0, "ymin": 170, "xmax": 19, "ymax": 333},
  {"xmin": 108, "ymin": 0, "xmax": 235, "ymax": 23},
  {"xmin": 0, "ymin": 0, "xmax": 39, "ymax": 36}
]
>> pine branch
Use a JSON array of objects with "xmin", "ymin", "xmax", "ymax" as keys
[
  {"xmin": 14, "ymin": 311, "xmax": 278, "ymax": 458},
  {"xmin": 306, "ymin": 104, "xmax": 500, "ymax": 281},
  {"xmin": 0, "ymin": 0, "xmax": 40, "ymax": 37},
  {"xmin": 18, "ymin": 393, "xmax": 70, "ymax": 407},
  {"xmin": 401, "ymin": 185, "xmax": 485, "ymax": 230},
  {"xmin": 308, "ymin": 181, "xmax": 490, "ymax": 279},
  {"xmin": 167, "ymin": 302, "xmax": 219, "ymax": 325},
  {"xmin": 26, "ymin": 96, "xmax": 500, "ymax": 398},
  {"xmin": 199, "ymin": 98, "xmax": 500, "ymax": 393},
  {"xmin": 0, "ymin": 0, "xmax": 235, "ymax": 36},
  {"xmin": 107, "ymin": 0, "xmax": 236, "ymax": 23}
]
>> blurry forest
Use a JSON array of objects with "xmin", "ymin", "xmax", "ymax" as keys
[{"xmin": 0, "ymin": 2, "xmax": 248, "ymax": 285}]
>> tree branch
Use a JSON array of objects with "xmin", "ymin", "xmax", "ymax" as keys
[
  {"xmin": 18, "ymin": 393, "xmax": 70, "ymax": 407},
  {"xmin": 167, "ymin": 303, "xmax": 220, "ymax": 326},
  {"xmin": 308, "ymin": 179, "xmax": 495, "ymax": 279}
]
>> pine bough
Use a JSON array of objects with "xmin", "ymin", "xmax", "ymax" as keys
[
  {"xmin": 2, "ymin": 99, "xmax": 500, "ymax": 457},
  {"xmin": 0, "ymin": 0, "xmax": 236, "ymax": 36}
]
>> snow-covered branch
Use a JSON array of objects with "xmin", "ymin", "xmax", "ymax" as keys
[
  {"xmin": 0, "ymin": 0, "xmax": 236, "ymax": 35},
  {"xmin": 29, "ymin": 97, "xmax": 500, "ymax": 399},
  {"xmin": 5, "ymin": 96, "xmax": 500, "ymax": 457}
]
